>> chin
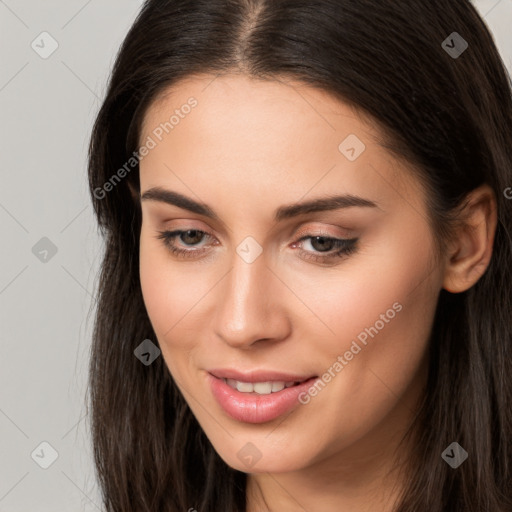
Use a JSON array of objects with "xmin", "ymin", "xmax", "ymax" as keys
[{"xmin": 214, "ymin": 441, "xmax": 315, "ymax": 474}]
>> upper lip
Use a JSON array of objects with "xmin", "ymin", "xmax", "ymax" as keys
[{"xmin": 208, "ymin": 368, "xmax": 317, "ymax": 383}]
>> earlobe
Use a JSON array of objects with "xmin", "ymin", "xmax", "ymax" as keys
[{"xmin": 442, "ymin": 184, "xmax": 498, "ymax": 294}]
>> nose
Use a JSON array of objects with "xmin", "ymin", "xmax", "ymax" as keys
[{"xmin": 213, "ymin": 250, "xmax": 291, "ymax": 349}]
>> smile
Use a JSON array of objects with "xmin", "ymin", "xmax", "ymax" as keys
[
  {"xmin": 207, "ymin": 372, "xmax": 319, "ymax": 424},
  {"xmin": 222, "ymin": 378, "xmax": 306, "ymax": 394}
]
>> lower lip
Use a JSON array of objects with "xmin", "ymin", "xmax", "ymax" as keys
[{"xmin": 207, "ymin": 373, "xmax": 318, "ymax": 424}]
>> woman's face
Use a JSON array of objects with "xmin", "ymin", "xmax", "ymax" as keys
[{"xmin": 138, "ymin": 74, "xmax": 444, "ymax": 474}]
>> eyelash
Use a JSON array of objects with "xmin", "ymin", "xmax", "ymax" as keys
[{"xmin": 155, "ymin": 229, "xmax": 358, "ymax": 264}]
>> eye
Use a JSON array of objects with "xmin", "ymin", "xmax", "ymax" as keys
[
  {"xmin": 155, "ymin": 229, "xmax": 359, "ymax": 263},
  {"xmin": 155, "ymin": 229, "xmax": 214, "ymax": 259},
  {"xmin": 292, "ymin": 234, "xmax": 358, "ymax": 263}
]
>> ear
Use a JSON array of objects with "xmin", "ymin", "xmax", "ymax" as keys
[{"xmin": 442, "ymin": 184, "xmax": 498, "ymax": 293}]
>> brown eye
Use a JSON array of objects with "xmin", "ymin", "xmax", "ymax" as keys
[
  {"xmin": 177, "ymin": 230, "xmax": 206, "ymax": 246},
  {"xmin": 293, "ymin": 235, "xmax": 359, "ymax": 263},
  {"xmin": 155, "ymin": 229, "xmax": 214, "ymax": 259}
]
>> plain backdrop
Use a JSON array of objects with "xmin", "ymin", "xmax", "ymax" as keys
[{"xmin": 0, "ymin": 1, "xmax": 511, "ymax": 510}]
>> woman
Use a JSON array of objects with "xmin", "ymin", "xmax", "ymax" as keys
[{"xmin": 87, "ymin": 1, "xmax": 512, "ymax": 510}]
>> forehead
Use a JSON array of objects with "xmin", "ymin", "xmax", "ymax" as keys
[
  {"xmin": 141, "ymin": 73, "xmax": 378, "ymax": 148},
  {"xmin": 138, "ymin": 73, "xmax": 425, "ymax": 217}
]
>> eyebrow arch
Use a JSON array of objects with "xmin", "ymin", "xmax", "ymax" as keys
[{"xmin": 140, "ymin": 186, "xmax": 380, "ymax": 223}]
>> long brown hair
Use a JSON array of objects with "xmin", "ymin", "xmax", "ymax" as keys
[{"xmin": 86, "ymin": 1, "xmax": 512, "ymax": 510}]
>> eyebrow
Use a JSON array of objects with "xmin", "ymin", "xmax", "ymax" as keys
[{"xmin": 140, "ymin": 186, "xmax": 380, "ymax": 222}]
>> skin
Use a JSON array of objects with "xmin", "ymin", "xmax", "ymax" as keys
[{"xmin": 137, "ymin": 73, "xmax": 497, "ymax": 512}]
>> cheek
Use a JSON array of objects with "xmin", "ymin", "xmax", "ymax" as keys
[
  {"xmin": 140, "ymin": 233, "xmax": 164, "ymax": 321},
  {"xmin": 139, "ymin": 232, "xmax": 184, "ymax": 339},
  {"xmin": 287, "ymin": 230, "xmax": 438, "ymax": 348},
  {"xmin": 294, "ymin": 225, "xmax": 439, "ymax": 407},
  {"xmin": 139, "ymin": 230, "xmax": 213, "ymax": 356},
  {"xmin": 139, "ymin": 252, "xmax": 192, "ymax": 381},
  {"xmin": 314, "ymin": 232, "xmax": 438, "ymax": 414}
]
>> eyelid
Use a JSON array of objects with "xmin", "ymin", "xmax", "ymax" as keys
[
  {"xmin": 292, "ymin": 224, "xmax": 355, "ymax": 240},
  {"xmin": 160, "ymin": 222, "xmax": 355, "ymax": 246}
]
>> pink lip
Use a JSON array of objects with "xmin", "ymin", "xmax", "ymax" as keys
[
  {"xmin": 208, "ymin": 368, "xmax": 315, "ymax": 383},
  {"xmin": 207, "ymin": 372, "xmax": 319, "ymax": 424}
]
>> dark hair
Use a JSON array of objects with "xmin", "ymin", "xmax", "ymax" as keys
[{"xmin": 86, "ymin": 1, "xmax": 512, "ymax": 510}]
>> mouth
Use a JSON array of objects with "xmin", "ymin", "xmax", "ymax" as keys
[
  {"xmin": 220, "ymin": 377, "xmax": 311, "ymax": 395},
  {"xmin": 207, "ymin": 371, "xmax": 319, "ymax": 424}
]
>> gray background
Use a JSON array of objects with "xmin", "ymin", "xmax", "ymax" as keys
[{"xmin": 0, "ymin": 1, "xmax": 511, "ymax": 510}]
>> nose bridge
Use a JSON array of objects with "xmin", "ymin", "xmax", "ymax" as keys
[{"xmin": 213, "ymin": 247, "xmax": 285, "ymax": 347}]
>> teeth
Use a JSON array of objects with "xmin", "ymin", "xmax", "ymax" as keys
[
  {"xmin": 226, "ymin": 378, "xmax": 238, "ymax": 389},
  {"xmin": 223, "ymin": 379, "xmax": 299, "ymax": 394},
  {"xmin": 236, "ymin": 381, "xmax": 253, "ymax": 393},
  {"xmin": 272, "ymin": 381, "xmax": 286, "ymax": 392},
  {"xmin": 254, "ymin": 382, "xmax": 273, "ymax": 394}
]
